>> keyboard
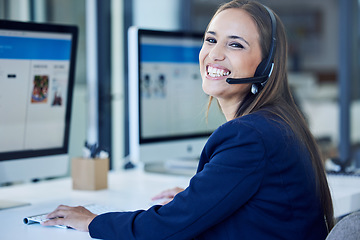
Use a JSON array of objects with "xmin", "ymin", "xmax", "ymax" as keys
[{"xmin": 23, "ymin": 204, "xmax": 119, "ymax": 228}]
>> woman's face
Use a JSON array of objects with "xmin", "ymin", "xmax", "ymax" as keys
[{"xmin": 199, "ymin": 8, "xmax": 262, "ymax": 104}]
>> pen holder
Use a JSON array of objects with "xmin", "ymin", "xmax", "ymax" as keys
[{"xmin": 71, "ymin": 157, "xmax": 109, "ymax": 190}]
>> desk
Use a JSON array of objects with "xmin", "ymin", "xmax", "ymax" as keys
[
  {"xmin": 0, "ymin": 169, "xmax": 191, "ymax": 240},
  {"xmin": 327, "ymin": 174, "xmax": 360, "ymax": 217},
  {"xmin": 0, "ymin": 169, "xmax": 359, "ymax": 240}
]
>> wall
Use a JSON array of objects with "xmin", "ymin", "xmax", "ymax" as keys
[
  {"xmin": 268, "ymin": 0, "xmax": 338, "ymax": 71},
  {"xmin": 133, "ymin": 0, "xmax": 181, "ymax": 30}
]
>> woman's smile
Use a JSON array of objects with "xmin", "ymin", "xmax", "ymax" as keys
[{"xmin": 206, "ymin": 64, "xmax": 231, "ymax": 79}]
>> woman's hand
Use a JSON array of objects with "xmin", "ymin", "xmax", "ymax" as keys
[
  {"xmin": 151, "ymin": 187, "xmax": 184, "ymax": 205},
  {"xmin": 41, "ymin": 205, "xmax": 97, "ymax": 231}
]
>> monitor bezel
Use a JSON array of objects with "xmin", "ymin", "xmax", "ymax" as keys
[{"xmin": 0, "ymin": 20, "xmax": 78, "ymax": 162}]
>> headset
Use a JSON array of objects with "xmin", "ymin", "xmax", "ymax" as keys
[{"xmin": 226, "ymin": 5, "xmax": 277, "ymax": 94}]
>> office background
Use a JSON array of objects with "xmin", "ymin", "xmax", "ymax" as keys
[{"xmin": 0, "ymin": 0, "xmax": 359, "ymax": 173}]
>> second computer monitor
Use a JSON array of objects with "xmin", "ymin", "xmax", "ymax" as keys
[{"xmin": 128, "ymin": 27, "xmax": 225, "ymax": 172}]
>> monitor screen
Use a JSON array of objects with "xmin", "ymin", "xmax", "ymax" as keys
[
  {"xmin": 0, "ymin": 20, "xmax": 77, "ymax": 184},
  {"xmin": 128, "ymin": 27, "xmax": 225, "ymax": 174}
]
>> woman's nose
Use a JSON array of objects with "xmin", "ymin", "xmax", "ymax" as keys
[{"xmin": 209, "ymin": 44, "xmax": 225, "ymax": 61}]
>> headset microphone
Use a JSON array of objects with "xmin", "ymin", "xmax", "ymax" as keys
[
  {"xmin": 226, "ymin": 73, "xmax": 268, "ymax": 85},
  {"xmin": 226, "ymin": 5, "xmax": 277, "ymax": 95}
]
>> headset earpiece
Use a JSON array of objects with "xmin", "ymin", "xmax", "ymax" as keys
[
  {"xmin": 254, "ymin": 58, "xmax": 269, "ymax": 77},
  {"xmin": 251, "ymin": 58, "xmax": 268, "ymax": 94}
]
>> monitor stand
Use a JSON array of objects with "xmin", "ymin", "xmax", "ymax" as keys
[
  {"xmin": 144, "ymin": 157, "xmax": 199, "ymax": 176},
  {"xmin": 0, "ymin": 200, "xmax": 30, "ymax": 210}
]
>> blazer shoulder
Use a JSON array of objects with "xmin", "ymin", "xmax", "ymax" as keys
[{"xmin": 211, "ymin": 111, "xmax": 292, "ymax": 148}]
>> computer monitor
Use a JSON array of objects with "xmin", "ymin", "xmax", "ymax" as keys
[
  {"xmin": 128, "ymin": 27, "xmax": 225, "ymax": 174},
  {"xmin": 0, "ymin": 20, "xmax": 78, "ymax": 185}
]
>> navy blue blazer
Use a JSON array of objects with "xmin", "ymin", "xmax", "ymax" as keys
[{"xmin": 89, "ymin": 111, "xmax": 328, "ymax": 240}]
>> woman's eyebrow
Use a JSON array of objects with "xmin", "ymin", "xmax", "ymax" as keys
[{"xmin": 206, "ymin": 31, "xmax": 250, "ymax": 47}]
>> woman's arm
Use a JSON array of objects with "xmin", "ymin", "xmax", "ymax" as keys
[{"xmin": 88, "ymin": 122, "xmax": 266, "ymax": 240}]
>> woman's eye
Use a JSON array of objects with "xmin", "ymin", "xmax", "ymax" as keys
[
  {"xmin": 230, "ymin": 42, "xmax": 244, "ymax": 49},
  {"xmin": 205, "ymin": 37, "xmax": 216, "ymax": 44}
]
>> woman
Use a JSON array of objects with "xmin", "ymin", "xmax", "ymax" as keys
[{"xmin": 43, "ymin": 1, "xmax": 334, "ymax": 239}]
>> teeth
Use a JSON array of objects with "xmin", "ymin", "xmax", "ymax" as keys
[{"xmin": 207, "ymin": 66, "xmax": 230, "ymax": 77}]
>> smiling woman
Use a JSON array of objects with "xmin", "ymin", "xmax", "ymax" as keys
[{"xmin": 42, "ymin": 1, "xmax": 334, "ymax": 239}]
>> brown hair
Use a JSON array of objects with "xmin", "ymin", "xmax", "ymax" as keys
[{"xmin": 206, "ymin": 0, "xmax": 334, "ymax": 231}]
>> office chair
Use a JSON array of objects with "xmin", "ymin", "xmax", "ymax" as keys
[{"xmin": 325, "ymin": 211, "xmax": 360, "ymax": 240}]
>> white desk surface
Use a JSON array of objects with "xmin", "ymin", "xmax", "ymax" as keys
[{"xmin": 0, "ymin": 168, "xmax": 359, "ymax": 240}]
